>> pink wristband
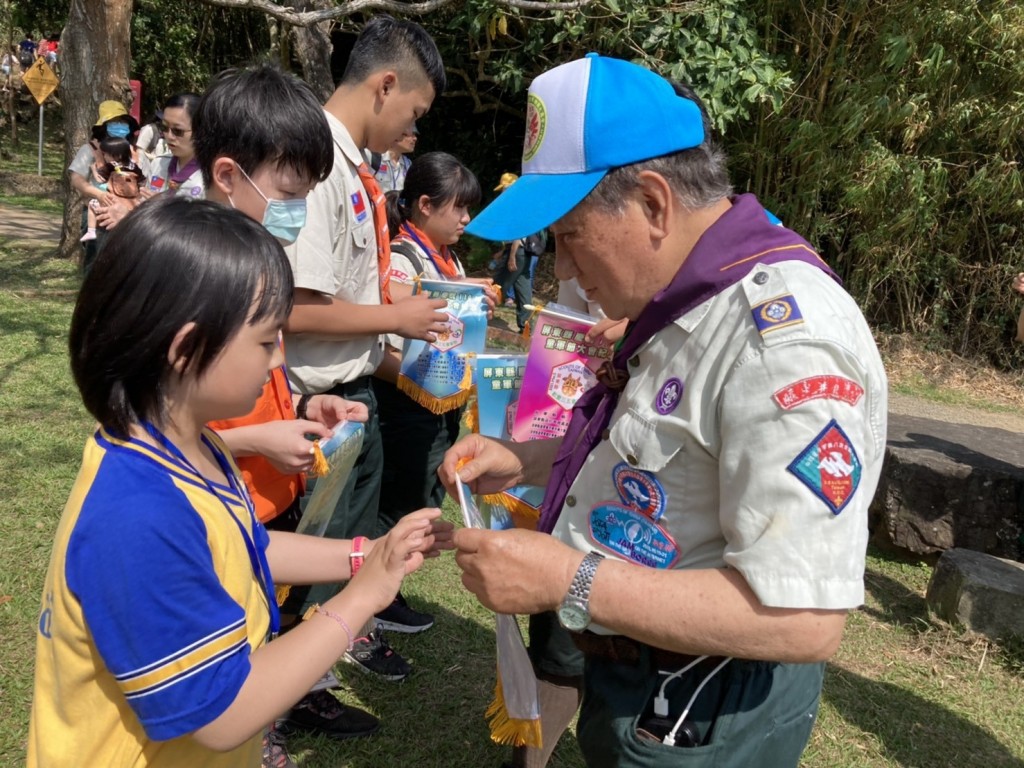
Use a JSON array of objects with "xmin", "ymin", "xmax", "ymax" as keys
[{"xmin": 350, "ymin": 536, "xmax": 367, "ymax": 577}]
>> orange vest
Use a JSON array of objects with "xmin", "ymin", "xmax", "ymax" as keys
[{"xmin": 208, "ymin": 366, "xmax": 305, "ymax": 523}]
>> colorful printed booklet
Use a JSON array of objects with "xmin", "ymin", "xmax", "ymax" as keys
[{"xmin": 510, "ymin": 303, "xmax": 612, "ymax": 442}]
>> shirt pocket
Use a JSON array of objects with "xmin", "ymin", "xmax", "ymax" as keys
[{"xmin": 609, "ymin": 408, "xmax": 684, "ymax": 472}]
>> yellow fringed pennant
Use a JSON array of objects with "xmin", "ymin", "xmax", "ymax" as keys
[
  {"xmin": 308, "ymin": 441, "xmax": 330, "ymax": 477},
  {"xmin": 396, "ymin": 373, "xmax": 473, "ymax": 414},
  {"xmin": 481, "ymin": 491, "xmax": 541, "ymax": 530},
  {"xmin": 463, "ymin": 389, "xmax": 480, "ymax": 433},
  {"xmin": 486, "ymin": 674, "xmax": 543, "ymax": 747}
]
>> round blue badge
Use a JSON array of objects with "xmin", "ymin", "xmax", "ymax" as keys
[{"xmin": 612, "ymin": 463, "xmax": 666, "ymax": 520}]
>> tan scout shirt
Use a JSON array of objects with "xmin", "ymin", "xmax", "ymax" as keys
[
  {"xmin": 284, "ymin": 110, "xmax": 385, "ymax": 393},
  {"xmin": 552, "ymin": 260, "xmax": 887, "ymax": 628}
]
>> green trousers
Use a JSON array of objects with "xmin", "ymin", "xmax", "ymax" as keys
[{"xmin": 577, "ymin": 651, "xmax": 824, "ymax": 768}]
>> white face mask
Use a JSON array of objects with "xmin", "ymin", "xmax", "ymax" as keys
[{"xmin": 231, "ymin": 165, "xmax": 307, "ymax": 245}]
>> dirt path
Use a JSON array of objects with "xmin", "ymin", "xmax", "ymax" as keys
[{"xmin": 0, "ymin": 202, "xmax": 61, "ymax": 245}]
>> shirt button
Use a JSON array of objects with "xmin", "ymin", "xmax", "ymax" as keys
[
  {"xmin": 753, "ymin": 271, "xmax": 768, "ymax": 285},
  {"xmin": 626, "ymin": 454, "xmax": 639, "ymax": 466},
  {"xmin": 628, "ymin": 355, "xmax": 640, "ymax": 368},
  {"xmin": 566, "ymin": 495, "xmax": 577, "ymax": 507},
  {"xmin": 601, "ymin": 428, "xmax": 611, "ymax": 441}
]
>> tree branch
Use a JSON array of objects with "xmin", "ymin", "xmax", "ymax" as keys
[{"xmin": 197, "ymin": 0, "xmax": 592, "ymax": 26}]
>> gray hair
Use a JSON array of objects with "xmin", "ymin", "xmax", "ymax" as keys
[{"xmin": 584, "ymin": 81, "xmax": 733, "ymax": 214}]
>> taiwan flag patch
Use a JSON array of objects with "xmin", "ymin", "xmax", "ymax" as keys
[
  {"xmin": 787, "ymin": 419, "xmax": 861, "ymax": 515},
  {"xmin": 351, "ymin": 190, "xmax": 368, "ymax": 223}
]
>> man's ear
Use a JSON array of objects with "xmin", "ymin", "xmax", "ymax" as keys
[
  {"xmin": 636, "ymin": 170, "xmax": 672, "ymax": 242},
  {"xmin": 167, "ymin": 322, "xmax": 198, "ymax": 374},
  {"xmin": 211, "ymin": 157, "xmax": 239, "ymax": 197},
  {"xmin": 377, "ymin": 71, "xmax": 398, "ymax": 99}
]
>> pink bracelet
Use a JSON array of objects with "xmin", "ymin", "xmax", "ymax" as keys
[
  {"xmin": 350, "ymin": 536, "xmax": 367, "ymax": 577},
  {"xmin": 303, "ymin": 603, "xmax": 354, "ymax": 652}
]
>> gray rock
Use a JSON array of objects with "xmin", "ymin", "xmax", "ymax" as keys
[
  {"xmin": 869, "ymin": 413, "xmax": 1024, "ymax": 560},
  {"xmin": 926, "ymin": 548, "xmax": 1024, "ymax": 642}
]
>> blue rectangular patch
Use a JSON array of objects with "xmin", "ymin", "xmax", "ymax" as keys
[{"xmin": 751, "ymin": 294, "xmax": 804, "ymax": 335}]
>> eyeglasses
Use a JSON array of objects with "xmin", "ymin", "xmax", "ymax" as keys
[{"xmin": 161, "ymin": 125, "xmax": 192, "ymax": 138}]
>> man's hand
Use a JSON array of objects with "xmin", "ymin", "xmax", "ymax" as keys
[
  {"xmin": 95, "ymin": 200, "xmax": 132, "ymax": 230},
  {"xmin": 453, "ymin": 528, "xmax": 583, "ymax": 615},
  {"xmin": 390, "ymin": 292, "xmax": 449, "ymax": 341},
  {"xmin": 439, "ymin": 434, "xmax": 526, "ymax": 497},
  {"xmin": 303, "ymin": 395, "xmax": 368, "ymax": 429},
  {"xmin": 586, "ymin": 317, "xmax": 628, "ymax": 344}
]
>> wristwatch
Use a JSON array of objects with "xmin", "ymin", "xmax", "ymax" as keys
[{"xmin": 557, "ymin": 551, "xmax": 605, "ymax": 632}]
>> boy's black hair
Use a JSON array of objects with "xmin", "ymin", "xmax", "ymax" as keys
[
  {"xmin": 69, "ymin": 197, "xmax": 294, "ymax": 435},
  {"xmin": 98, "ymin": 136, "xmax": 132, "ymax": 165},
  {"xmin": 341, "ymin": 15, "xmax": 445, "ymax": 97},
  {"xmin": 193, "ymin": 64, "xmax": 333, "ymax": 188},
  {"xmin": 385, "ymin": 151, "xmax": 480, "ymax": 233}
]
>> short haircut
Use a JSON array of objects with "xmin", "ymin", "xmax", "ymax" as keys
[
  {"xmin": 341, "ymin": 15, "xmax": 445, "ymax": 97},
  {"xmin": 585, "ymin": 82, "xmax": 732, "ymax": 214},
  {"xmin": 164, "ymin": 92, "xmax": 202, "ymax": 120},
  {"xmin": 385, "ymin": 151, "xmax": 480, "ymax": 233},
  {"xmin": 193, "ymin": 64, "xmax": 333, "ymax": 187},
  {"xmin": 70, "ymin": 197, "xmax": 294, "ymax": 435}
]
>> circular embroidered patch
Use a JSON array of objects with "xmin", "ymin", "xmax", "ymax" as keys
[
  {"xmin": 523, "ymin": 93, "xmax": 547, "ymax": 163},
  {"xmin": 655, "ymin": 377, "xmax": 684, "ymax": 415},
  {"xmin": 760, "ymin": 299, "xmax": 792, "ymax": 324}
]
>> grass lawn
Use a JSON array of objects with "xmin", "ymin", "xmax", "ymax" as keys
[{"xmin": 1, "ymin": 237, "xmax": 1022, "ymax": 767}]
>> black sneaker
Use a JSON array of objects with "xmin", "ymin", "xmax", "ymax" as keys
[
  {"xmin": 262, "ymin": 725, "xmax": 297, "ymax": 768},
  {"xmin": 375, "ymin": 592, "xmax": 434, "ymax": 634},
  {"xmin": 343, "ymin": 628, "xmax": 412, "ymax": 681},
  {"xmin": 277, "ymin": 689, "xmax": 380, "ymax": 740}
]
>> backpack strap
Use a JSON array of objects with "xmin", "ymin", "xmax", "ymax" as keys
[{"xmin": 391, "ymin": 239, "xmax": 425, "ymax": 277}]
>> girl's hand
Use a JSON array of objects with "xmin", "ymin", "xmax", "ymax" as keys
[
  {"xmin": 351, "ymin": 508, "xmax": 445, "ymax": 612},
  {"xmin": 304, "ymin": 395, "xmax": 369, "ymax": 429},
  {"xmin": 248, "ymin": 418, "xmax": 332, "ymax": 474},
  {"xmin": 461, "ymin": 277, "xmax": 498, "ymax": 315}
]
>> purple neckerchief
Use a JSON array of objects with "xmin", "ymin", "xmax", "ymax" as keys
[
  {"xmin": 168, "ymin": 157, "xmax": 200, "ymax": 185},
  {"xmin": 537, "ymin": 193, "xmax": 839, "ymax": 534}
]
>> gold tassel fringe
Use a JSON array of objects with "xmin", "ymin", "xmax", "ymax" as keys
[
  {"xmin": 463, "ymin": 391, "xmax": 480, "ymax": 433},
  {"xmin": 397, "ymin": 372, "xmax": 472, "ymax": 414},
  {"xmin": 481, "ymin": 491, "xmax": 541, "ymax": 530},
  {"xmin": 485, "ymin": 674, "xmax": 543, "ymax": 748},
  {"xmin": 308, "ymin": 441, "xmax": 330, "ymax": 477}
]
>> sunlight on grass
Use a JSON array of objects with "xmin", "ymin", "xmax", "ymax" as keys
[{"xmin": 1, "ymin": 242, "xmax": 1021, "ymax": 768}]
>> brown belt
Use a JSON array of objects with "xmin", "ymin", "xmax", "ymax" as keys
[{"xmin": 571, "ymin": 631, "xmax": 723, "ymax": 671}]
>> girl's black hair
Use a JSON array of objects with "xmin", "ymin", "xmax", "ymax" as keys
[
  {"xmin": 385, "ymin": 151, "xmax": 481, "ymax": 234},
  {"xmin": 69, "ymin": 197, "xmax": 294, "ymax": 435},
  {"xmin": 98, "ymin": 136, "xmax": 132, "ymax": 165}
]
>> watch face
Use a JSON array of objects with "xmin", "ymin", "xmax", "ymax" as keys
[{"xmin": 558, "ymin": 600, "xmax": 589, "ymax": 631}]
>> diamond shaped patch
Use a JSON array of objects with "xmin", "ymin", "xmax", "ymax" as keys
[{"xmin": 787, "ymin": 419, "xmax": 862, "ymax": 515}]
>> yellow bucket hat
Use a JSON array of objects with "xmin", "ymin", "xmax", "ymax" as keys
[
  {"xmin": 95, "ymin": 100, "xmax": 129, "ymax": 126},
  {"xmin": 494, "ymin": 172, "xmax": 518, "ymax": 191}
]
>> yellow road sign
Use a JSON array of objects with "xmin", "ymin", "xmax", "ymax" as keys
[{"xmin": 22, "ymin": 58, "xmax": 59, "ymax": 105}]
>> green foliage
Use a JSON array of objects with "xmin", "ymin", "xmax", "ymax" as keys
[
  {"xmin": 130, "ymin": 0, "xmax": 272, "ymax": 117},
  {"xmin": 731, "ymin": 0, "xmax": 1024, "ymax": 366},
  {"xmin": 417, "ymin": 0, "xmax": 791, "ymax": 199}
]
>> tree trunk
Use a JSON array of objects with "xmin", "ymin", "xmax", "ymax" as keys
[
  {"xmin": 58, "ymin": 0, "xmax": 133, "ymax": 262},
  {"xmin": 289, "ymin": 0, "xmax": 335, "ymax": 103}
]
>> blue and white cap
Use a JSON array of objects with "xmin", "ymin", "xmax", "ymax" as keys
[{"xmin": 467, "ymin": 54, "xmax": 705, "ymax": 241}]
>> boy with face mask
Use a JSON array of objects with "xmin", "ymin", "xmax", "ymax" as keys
[{"xmin": 194, "ymin": 65, "xmax": 383, "ymax": 760}]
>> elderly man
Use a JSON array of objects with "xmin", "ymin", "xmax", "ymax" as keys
[{"xmin": 441, "ymin": 54, "xmax": 887, "ymax": 768}]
